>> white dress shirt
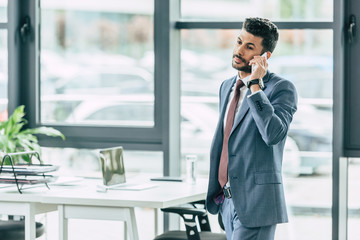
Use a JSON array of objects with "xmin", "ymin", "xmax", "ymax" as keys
[{"xmin": 223, "ymin": 75, "xmax": 250, "ymax": 129}]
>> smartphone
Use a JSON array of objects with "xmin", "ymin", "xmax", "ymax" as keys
[{"xmin": 251, "ymin": 52, "xmax": 268, "ymax": 73}]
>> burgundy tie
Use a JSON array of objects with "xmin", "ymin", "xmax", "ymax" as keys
[{"xmin": 218, "ymin": 80, "xmax": 244, "ymax": 188}]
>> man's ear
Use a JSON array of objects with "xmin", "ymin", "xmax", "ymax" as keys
[{"xmin": 266, "ymin": 51, "xmax": 272, "ymax": 59}]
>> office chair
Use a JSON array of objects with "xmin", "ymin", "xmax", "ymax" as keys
[
  {"xmin": 0, "ymin": 219, "xmax": 45, "ymax": 239},
  {"xmin": 154, "ymin": 200, "xmax": 226, "ymax": 240}
]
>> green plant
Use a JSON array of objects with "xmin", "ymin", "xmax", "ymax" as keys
[{"xmin": 0, "ymin": 105, "xmax": 65, "ymax": 164}]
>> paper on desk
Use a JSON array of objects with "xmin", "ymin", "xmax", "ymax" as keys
[
  {"xmin": 0, "ymin": 165, "xmax": 59, "ymax": 174},
  {"xmin": 49, "ymin": 176, "xmax": 84, "ymax": 186},
  {"xmin": 96, "ymin": 183, "xmax": 157, "ymax": 192}
]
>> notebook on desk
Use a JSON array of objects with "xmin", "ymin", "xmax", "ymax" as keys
[{"xmin": 99, "ymin": 146, "xmax": 126, "ymax": 186}]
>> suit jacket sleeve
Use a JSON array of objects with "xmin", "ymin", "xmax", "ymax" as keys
[{"xmin": 247, "ymin": 79, "xmax": 298, "ymax": 146}]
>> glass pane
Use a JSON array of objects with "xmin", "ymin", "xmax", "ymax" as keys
[
  {"xmin": 40, "ymin": 0, "xmax": 154, "ymax": 127},
  {"xmin": 348, "ymin": 158, "xmax": 360, "ymax": 240},
  {"xmin": 181, "ymin": 29, "xmax": 333, "ymax": 239},
  {"xmin": 181, "ymin": 0, "xmax": 333, "ymax": 21},
  {"xmin": 0, "ymin": 0, "xmax": 7, "ymax": 23},
  {"xmin": 0, "ymin": 30, "xmax": 7, "ymax": 121}
]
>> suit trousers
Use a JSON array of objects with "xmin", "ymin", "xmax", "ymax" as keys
[{"xmin": 220, "ymin": 197, "xmax": 276, "ymax": 240}]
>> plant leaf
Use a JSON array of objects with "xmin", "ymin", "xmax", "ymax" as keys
[
  {"xmin": 17, "ymin": 137, "xmax": 37, "ymax": 150},
  {"xmin": 0, "ymin": 135, "xmax": 8, "ymax": 152},
  {"xmin": 0, "ymin": 121, "xmax": 5, "ymax": 130},
  {"xmin": 0, "ymin": 135, "xmax": 16, "ymax": 153},
  {"xmin": 11, "ymin": 105, "xmax": 26, "ymax": 123},
  {"xmin": 3, "ymin": 105, "xmax": 26, "ymax": 136},
  {"xmin": 22, "ymin": 127, "xmax": 65, "ymax": 140},
  {"xmin": 0, "ymin": 105, "xmax": 65, "ymax": 164},
  {"xmin": 17, "ymin": 132, "xmax": 38, "ymax": 143}
]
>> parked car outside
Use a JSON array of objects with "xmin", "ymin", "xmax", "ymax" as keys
[
  {"xmin": 59, "ymin": 100, "xmax": 218, "ymax": 174},
  {"xmin": 269, "ymin": 55, "xmax": 333, "ymax": 99},
  {"xmin": 65, "ymin": 101, "xmax": 215, "ymax": 158},
  {"xmin": 53, "ymin": 67, "xmax": 153, "ymax": 95},
  {"xmin": 40, "ymin": 51, "xmax": 152, "ymax": 95},
  {"xmin": 285, "ymin": 102, "xmax": 332, "ymax": 176},
  {"xmin": 55, "ymin": 98, "xmax": 322, "ymax": 176}
]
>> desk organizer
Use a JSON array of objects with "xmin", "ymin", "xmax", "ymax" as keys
[{"xmin": 0, "ymin": 151, "xmax": 59, "ymax": 193}]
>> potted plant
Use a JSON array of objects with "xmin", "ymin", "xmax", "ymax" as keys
[{"xmin": 0, "ymin": 105, "xmax": 65, "ymax": 164}]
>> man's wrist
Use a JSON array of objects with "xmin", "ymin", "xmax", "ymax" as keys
[{"xmin": 247, "ymin": 78, "xmax": 264, "ymax": 89}]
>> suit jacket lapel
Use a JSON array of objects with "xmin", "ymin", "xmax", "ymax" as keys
[
  {"xmin": 219, "ymin": 77, "xmax": 236, "ymax": 126},
  {"xmin": 230, "ymin": 70, "xmax": 271, "ymax": 134},
  {"xmin": 218, "ymin": 71, "xmax": 269, "ymax": 134},
  {"xmin": 231, "ymin": 89, "xmax": 251, "ymax": 134}
]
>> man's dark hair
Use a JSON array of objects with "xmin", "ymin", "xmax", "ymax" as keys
[{"xmin": 242, "ymin": 17, "xmax": 279, "ymax": 53}]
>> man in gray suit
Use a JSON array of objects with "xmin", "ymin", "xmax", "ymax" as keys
[{"xmin": 206, "ymin": 17, "xmax": 298, "ymax": 240}]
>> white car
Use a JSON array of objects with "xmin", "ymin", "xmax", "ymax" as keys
[{"xmin": 65, "ymin": 100, "xmax": 217, "ymax": 159}]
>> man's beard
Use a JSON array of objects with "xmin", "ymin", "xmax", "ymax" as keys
[
  {"xmin": 233, "ymin": 64, "xmax": 251, "ymax": 73},
  {"xmin": 232, "ymin": 55, "xmax": 251, "ymax": 73}
]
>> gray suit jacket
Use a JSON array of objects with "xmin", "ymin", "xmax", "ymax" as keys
[{"xmin": 206, "ymin": 71, "xmax": 298, "ymax": 227}]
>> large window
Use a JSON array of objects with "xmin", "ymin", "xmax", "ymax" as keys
[
  {"xmin": 31, "ymin": 0, "xmax": 163, "ymax": 156},
  {"xmin": 40, "ymin": 0, "xmax": 154, "ymax": 127},
  {"xmin": 178, "ymin": 1, "xmax": 334, "ymax": 238},
  {"xmin": 180, "ymin": 29, "xmax": 333, "ymax": 166},
  {"xmin": 0, "ymin": 0, "xmax": 6, "ymax": 22},
  {"xmin": 0, "ymin": 0, "xmax": 7, "ymax": 122},
  {"xmin": 37, "ymin": 0, "xmax": 162, "ymax": 178}
]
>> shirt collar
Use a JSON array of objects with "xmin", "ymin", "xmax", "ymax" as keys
[{"xmin": 236, "ymin": 74, "xmax": 251, "ymax": 87}]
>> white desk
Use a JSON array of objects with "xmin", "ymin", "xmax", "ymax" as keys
[
  {"xmin": 42, "ymin": 178, "xmax": 208, "ymax": 240},
  {"xmin": 0, "ymin": 186, "xmax": 58, "ymax": 240},
  {"xmin": 0, "ymin": 178, "xmax": 207, "ymax": 240}
]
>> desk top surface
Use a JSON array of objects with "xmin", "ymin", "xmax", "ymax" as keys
[{"xmin": 0, "ymin": 176, "xmax": 208, "ymax": 208}]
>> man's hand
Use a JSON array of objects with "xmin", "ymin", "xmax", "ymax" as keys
[{"xmin": 249, "ymin": 55, "xmax": 268, "ymax": 80}]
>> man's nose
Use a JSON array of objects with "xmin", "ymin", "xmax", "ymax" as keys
[{"xmin": 234, "ymin": 45, "xmax": 245, "ymax": 56}]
